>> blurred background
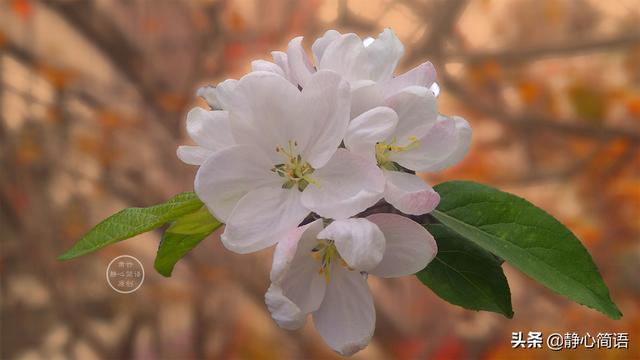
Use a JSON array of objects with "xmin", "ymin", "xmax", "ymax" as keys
[{"xmin": 1, "ymin": 0, "xmax": 639, "ymax": 359}]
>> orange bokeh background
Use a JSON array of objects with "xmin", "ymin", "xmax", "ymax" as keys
[{"xmin": 1, "ymin": 0, "xmax": 639, "ymax": 359}]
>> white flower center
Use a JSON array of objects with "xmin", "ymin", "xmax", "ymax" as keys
[
  {"xmin": 311, "ymin": 240, "xmax": 352, "ymax": 283},
  {"xmin": 375, "ymin": 136, "xmax": 420, "ymax": 170},
  {"xmin": 271, "ymin": 141, "xmax": 317, "ymax": 191}
]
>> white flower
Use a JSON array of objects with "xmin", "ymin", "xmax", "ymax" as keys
[
  {"xmin": 265, "ymin": 214, "xmax": 437, "ymax": 356},
  {"xmin": 176, "ymin": 79, "xmax": 238, "ymax": 165},
  {"xmin": 194, "ymin": 70, "xmax": 385, "ymax": 254},
  {"xmin": 258, "ymin": 28, "xmax": 472, "ymax": 216},
  {"xmin": 346, "ymin": 107, "xmax": 471, "ymax": 215},
  {"xmin": 256, "ymin": 28, "xmax": 432, "ymax": 115}
]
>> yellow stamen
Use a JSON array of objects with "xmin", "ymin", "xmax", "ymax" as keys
[
  {"xmin": 311, "ymin": 240, "xmax": 350, "ymax": 283},
  {"xmin": 271, "ymin": 140, "xmax": 317, "ymax": 191},
  {"xmin": 375, "ymin": 136, "xmax": 421, "ymax": 169}
]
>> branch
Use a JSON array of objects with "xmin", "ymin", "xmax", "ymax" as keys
[
  {"xmin": 446, "ymin": 32, "xmax": 640, "ymax": 64},
  {"xmin": 403, "ymin": 0, "xmax": 468, "ymax": 65},
  {"xmin": 42, "ymin": 2, "xmax": 142, "ymax": 88},
  {"xmin": 39, "ymin": 1, "xmax": 171, "ymax": 129},
  {"xmin": 439, "ymin": 71, "xmax": 640, "ymax": 143},
  {"xmin": 493, "ymin": 140, "xmax": 610, "ymax": 186},
  {"xmin": 336, "ymin": 0, "xmax": 378, "ymax": 32}
]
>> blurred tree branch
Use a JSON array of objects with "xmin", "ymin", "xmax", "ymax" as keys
[
  {"xmin": 3, "ymin": 1, "xmax": 639, "ymax": 358},
  {"xmin": 439, "ymin": 71, "xmax": 640, "ymax": 143},
  {"xmin": 41, "ymin": 2, "xmax": 159, "ymax": 111},
  {"xmin": 447, "ymin": 32, "xmax": 640, "ymax": 64}
]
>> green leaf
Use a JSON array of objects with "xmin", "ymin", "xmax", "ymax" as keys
[
  {"xmin": 432, "ymin": 181, "xmax": 622, "ymax": 319},
  {"xmin": 417, "ymin": 224, "xmax": 513, "ymax": 318},
  {"xmin": 58, "ymin": 192, "xmax": 203, "ymax": 260},
  {"xmin": 154, "ymin": 206, "xmax": 222, "ymax": 277}
]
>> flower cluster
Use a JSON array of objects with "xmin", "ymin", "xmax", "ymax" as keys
[{"xmin": 178, "ymin": 29, "xmax": 471, "ymax": 356}]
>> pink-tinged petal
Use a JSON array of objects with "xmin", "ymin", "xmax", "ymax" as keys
[
  {"xmin": 389, "ymin": 116, "xmax": 458, "ymax": 172},
  {"xmin": 227, "ymin": 71, "xmax": 301, "ymax": 165},
  {"xmin": 265, "ymin": 284, "xmax": 307, "ymax": 330},
  {"xmin": 382, "ymin": 61, "xmax": 436, "ymax": 99},
  {"xmin": 186, "ymin": 107, "xmax": 234, "ymax": 151},
  {"xmin": 301, "ymin": 149, "xmax": 384, "ymax": 220},
  {"xmin": 312, "ymin": 267, "xmax": 375, "ymax": 356},
  {"xmin": 176, "ymin": 145, "xmax": 212, "ymax": 166},
  {"xmin": 367, "ymin": 214, "xmax": 437, "ymax": 278},
  {"xmin": 363, "ymin": 28, "xmax": 404, "ymax": 82},
  {"xmin": 319, "ymin": 33, "xmax": 369, "ymax": 82},
  {"xmin": 251, "ymin": 59, "xmax": 286, "ymax": 78},
  {"xmin": 221, "ymin": 186, "xmax": 309, "ymax": 254},
  {"xmin": 298, "ymin": 70, "xmax": 351, "ymax": 169},
  {"xmin": 344, "ymin": 107, "xmax": 398, "ymax": 163},
  {"xmin": 318, "ymin": 218, "xmax": 385, "ymax": 272},
  {"xmin": 350, "ymin": 80, "xmax": 384, "ymax": 118},
  {"xmin": 383, "ymin": 171, "xmax": 440, "ymax": 215},
  {"xmin": 385, "ymin": 86, "xmax": 438, "ymax": 146},
  {"xmin": 311, "ymin": 29, "xmax": 341, "ymax": 63},
  {"xmin": 194, "ymin": 144, "xmax": 279, "ymax": 222},
  {"xmin": 419, "ymin": 115, "xmax": 472, "ymax": 172},
  {"xmin": 287, "ymin": 36, "xmax": 315, "ymax": 88},
  {"xmin": 271, "ymin": 220, "xmax": 326, "ymax": 314}
]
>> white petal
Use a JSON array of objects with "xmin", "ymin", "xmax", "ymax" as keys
[
  {"xmin": 265, "ymin": 284, "xmax": 307, "ymax": 330},
  {"xmin": 389, "ymin": 115, "xmax": 458, "ymax": 172},
  {"xmin": 215, "ymin": 79, "xmax": 238, "ymax": 110},
  {"xmin": 251, "ymin": 59, "xmax": 286, "ymax": 78},
  {"xmin": 271, "ymin": 51, "xmax": 292, "ymax": 83},
  {"xmin": 270, "ymin": 221, "xmax": 321, "ymax": 283},
  {"xmin": 318, "ymin": 218, "xmax": 385, "ymax": 271},
  {"xmin": 383, "ymin": 171, "xmax": 440, "ymax": 215},
  {"xmin": 221, "ymin": 186, "xmax": 309, "ymax": 254},
  {"xmin": 196, "ymin": 85, "xmax": 220, "ymax": 109},
  {"xmin": 301, "ymin": 149, "xmax": 384, "ymax": 219},
  {"xmin": 313, "ymin": 267, "xmax": 375, "ymax": 356},
  {"xmin": 298, "ymin": 70, "xmax": 351, "ymax": 169},
  {"xmin": 419, "ymin": 115, "xmax": 472, "ymax": 172},
  {"xmin": 381, "ymin": 61, "xmax": 436, "ymax": 99},
  {"xmin": 319, "ymin": 33, "xmax": 369, "ymax": 82},
  {"xmin": 197, "ymin": 80, "xmax": 238, "ymax": 110},
  {"xmin": 194, "ymin": 144, "xmax": 279, "ymax": 222},
  {"xmin": 287, "ymin": 36, "xmax": 315, "ymax": 88},
  {"xmin": 367, "ymin": 214, "xmax": 437, "ymax": 278},
  {"xmin": 350, "ymin": 80, "xmax": 384, "ymax": 118},
  {"xmin": 176, "ymin": 145, "xmax": 212, "ymax": 166},
  {"xmin": 186, "ymin": 107, "xmax": 234, "ymax": 151},
  {"xmin": 385, "ymin": 86, "xmax": 438, "ymax": 146},
  {"xmin": 344, "ymin": 107, "xmax": 398, "ymax": 163},
  {"xmin": 227, "ymin": 71, "xmax": 302, "ymax": 165},
  {"xmin": 430, "ymin": 82, "xmax": 440, "ymax": 98},
  {"xmin": 311, "ymin": 29, "xmax": 341, "ymax": 63},
  {"xmin": 271, "ymin": 220, "xmax": 326, "ymax": 314},
  {"xmin": 280, "ymin": 256, "xmax": 326, "ymax": 315},
  {"xmin": 363, "ymin": 28, "xmax": 404, "ymax": 82}
]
